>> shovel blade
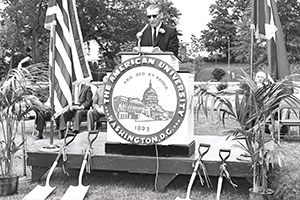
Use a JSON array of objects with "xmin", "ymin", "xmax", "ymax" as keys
[
  {"xmin": 23, "ymin": 185, "xmax": 56, "ymax": 200},
  {"xmin": 61, "ymin": 185, "xmax": 90, "ymax": 200}
]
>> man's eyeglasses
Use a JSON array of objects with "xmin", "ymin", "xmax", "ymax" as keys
[{"xmin": 147, "ymin": 14, "xmax": 159, "ymax": 19}]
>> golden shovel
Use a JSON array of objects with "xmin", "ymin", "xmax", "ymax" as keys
[
  {"xmin": 23, "ymin": 133, "xmax": 77, "ymax": 200},
  {"xmin": 60, "ymin": 131, "xmax": 99, "ymax": 200}
]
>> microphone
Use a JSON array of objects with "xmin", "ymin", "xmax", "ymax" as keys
[{"xmin": 136, "ymin": 24, "xmax": 149, "ymax": 53}]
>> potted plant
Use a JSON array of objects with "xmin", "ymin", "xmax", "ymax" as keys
[
  {"xmin": 196, "ymin": 72, "xmax": 300, "ymax": 199},
  {"xmin": 0, "ymin": 66, "xmax": 48, "ymax": 196}
]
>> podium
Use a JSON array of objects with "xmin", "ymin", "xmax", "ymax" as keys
[
  {"xmin": 118, "ymin": 52, "xmax": 180, "ymax": 71},
  {"xmin": 104, "ymin": 52, "xmax": 195, "ymax": 157}
]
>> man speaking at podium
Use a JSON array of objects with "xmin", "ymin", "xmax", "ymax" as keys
[{"xmin": 137, "ymin": 4, "xmax": 179, "ymax": 57}]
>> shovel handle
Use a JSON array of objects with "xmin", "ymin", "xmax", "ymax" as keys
[
  {"xmin": 185, "ymin": 159, "xmax": 201, "ymax": 198},
  {"xmin": 88, "ymin": 131, "xmax": 99, "ymax": 147},
  {"xmin": 64, "ymin": 132, "xmax": 77, "ymax": 147},
  {"xmin": 45, "ymin": 152, "xmax": 62, "ymax": 185},
  {"xmin": 216, "ymin": 176, "xmax": 223, "ymax": 200},
  {"xmin": 198, "ymin": 143, "xmax": 210, "ymax": 159},
  {"xmin": 219, "ymin": 148, "xmax": 231, "ymax": 162},
  {"xmin": 78, "ymin": 151, "xmax": 90, "ymax": 186}
]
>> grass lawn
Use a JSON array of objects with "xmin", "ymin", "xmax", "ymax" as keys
[
  {"xmin": 199, "ymin": 62, "xmax": 249, "ymax": 82},
  {"xmin": 2, "ymin": 111, "xmax": 300, "ymax": 199},
  {"xmin": 180, "ymin": 61, "xmax": 250, "ymax": 82}
]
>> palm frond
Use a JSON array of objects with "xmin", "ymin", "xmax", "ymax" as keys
[
  {"xmin": 0, "ymin": 66, "xmax": 50, "ymax": 176},
  {"xmin": 196, "ymin": 72, "xmax": 300, "ymax": 193}
]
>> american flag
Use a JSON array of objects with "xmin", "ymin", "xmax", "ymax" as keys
[
  {"xmin": 44, "ymin": 0, "xmax": 92, "ymax": 112},
  {"xmin": 251, "ymin": 0, "xmax": 289, "ymax": 80}
]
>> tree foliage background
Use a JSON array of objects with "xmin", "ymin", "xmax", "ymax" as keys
[
  {"xmin": 200, "ymin": 0, "xmax": 300, "ymax": 72},
  {"xmin": 0, "ymin": 0, "xmax": 181, "ymax": 80},
  {"xmin": 0, "ymin": 0, "xmax": 300, "ymax": 80}
]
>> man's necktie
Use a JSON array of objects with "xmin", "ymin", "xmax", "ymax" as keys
[{"xmin": 152, "ymin": 27, "xmax": 156, "ymax": 46}]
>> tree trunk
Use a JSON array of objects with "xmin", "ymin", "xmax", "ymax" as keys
[{"xmin": 32, "ymin": 28, "xmax": 41, "ymax": 63}]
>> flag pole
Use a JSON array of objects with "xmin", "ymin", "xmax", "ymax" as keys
[
  {"xmin": 264, "ymin": 0, "xmax": 272, "ymax": 79},
  {"xmin": 250, "ymin": 0, "xmax": 256, "ymax": 79},
  {"xmin": 250, "ymin": 28, "xmax": 254, "ymax": 79},
  {"xmin": 50, "ymin": 20, "xmax": 56, "ymax": 147},
  {"xmin": 227, "ymin": 36, "xmax": 231, "ymax": 81},
  {"xmin": 42, "ymin": 19, "xmax": 59, "ymax": 152}
]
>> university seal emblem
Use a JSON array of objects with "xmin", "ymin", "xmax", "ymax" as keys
[{"xmin": 103, "ymin": 56, "xmax": 187, "ymax": 145}]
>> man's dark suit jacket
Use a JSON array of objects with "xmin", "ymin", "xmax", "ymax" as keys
[
  {"xmin": 140, "ymin": 23, "xmax": 179, "ymax": 57},
  {"xmin": 58, "ymin": 84, "xmax": 92, "ymax": 131},
  {"xmin": 77, "ymin": 84, "xmax": 92, "ymax": 109}
]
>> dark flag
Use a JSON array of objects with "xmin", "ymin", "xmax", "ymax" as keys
[
  {"xmin": 252, "ymin": 0, "xmax": 266, "ymax": 38},
  {"xmin": 251, "ymin": 0, "xmax": 289, "ymax": 80}
]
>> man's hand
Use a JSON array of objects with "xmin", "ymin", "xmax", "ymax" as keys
[
  {"xmin": 152, "ymin": 46, "xmax": 162, "ymax": 53},
  {"xmin": 70, "ymin": 105, "xmax": 84, "ymax": 111},
  {"xmin": 96, "ymin": 105, "xmax": 104, "ymax": 114}
]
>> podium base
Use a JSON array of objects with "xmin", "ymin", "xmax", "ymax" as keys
[{"xmin": 105, "ymin": 140, "xmax": 195, "ymax": 157}]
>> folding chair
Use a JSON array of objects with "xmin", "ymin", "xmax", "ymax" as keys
[{"xmin": 277, "ymin": 103, "xmax": 300, "ymax": 142}]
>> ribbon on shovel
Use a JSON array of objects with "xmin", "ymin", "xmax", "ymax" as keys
[
  {"xmin": 62, "ymin": 146, "xmax": 69, "ymax": 176},
  {"xmin": 196, "ymin": 157, "xmax": 212, "ymax": 188},
  {"xmin": 81, "ymin": 147, "xmax": 95, "ymax": 174},
  {"xmin": 216, "ymin": 149, "xmax": 238, "ymax": 200},
  {"xmin": 82, "ymin": 131, "xmax": 98, "ymax": 173},
  {"xmin": 62, "ymin": 133, "xmax": 77, "ymax": 176},
  {"xmin": 219, "ymin": 162, "xmax": 238, "ymax": 189},
  {"xmin": 175, "ymin": 143, "xmax": 211, "ymax": 200}
]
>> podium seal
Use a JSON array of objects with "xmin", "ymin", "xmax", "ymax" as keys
[{"xmin": 104, "ymin": 56, "xmax": 187, "ymax": 145}]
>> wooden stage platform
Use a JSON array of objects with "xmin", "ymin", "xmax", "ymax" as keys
[{"xmin": 27, "ymin": 131, "xmax": 251, "ymax": 192}]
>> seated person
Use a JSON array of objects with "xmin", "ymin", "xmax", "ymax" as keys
[
  {"xmin": 255, "ymin": 70, "xmax": 270, "ymax": 88},
  {"xmin": 254, "ymin": 70, "xmax": 288, "ymax": 135},
  {"xmin": 87, "ymin": 76, "xmax": 108, "ymax": 131},
  {"xmin": 26, "ymin": 97, "xmax": 52, "ymax": 140},
  {"xmin": 254, "ymin": 71, "xmax": 272, "ymax": 133},
  {"xmin": 33, "ymin": 99, "xmax": 52, "ymax": 140},
  {"xmin": 57, "ymin": 81, "xmax": 92, "ymax": 139}
]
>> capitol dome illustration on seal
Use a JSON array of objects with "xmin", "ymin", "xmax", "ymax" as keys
[{"xmin": 113, "ymin": 79, "xmax": 173, "ymax": 122}]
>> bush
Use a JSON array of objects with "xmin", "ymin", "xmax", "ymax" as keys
[
  {"xmin": 238, "ymin": 81, "xmax": 250, "ymax": 95},
  {"xmin": 212, "ymin": 68, "xmax": 226, "ymax": 81}
]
